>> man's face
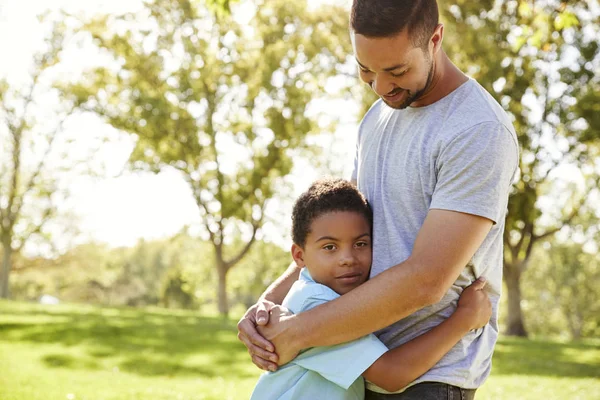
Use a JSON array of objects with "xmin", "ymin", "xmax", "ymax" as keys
[
  {"xmin": 352, "ymin": 30, "xmax": 434, "ymax": 109},
  {"xmin": 292, "ymin": 211, "xmax": 372, "ymax": 295}
]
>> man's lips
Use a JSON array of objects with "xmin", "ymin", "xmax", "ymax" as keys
[{"xmin": 384, "ymin": 90, "xmax": 405, "ymax": 102}]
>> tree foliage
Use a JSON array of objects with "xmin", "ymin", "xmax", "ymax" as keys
[
  {"xmin": 440, "ymin": 0, "xmax": 600, "ymax": 336},
  {"xmin": 521, "ymin": 240, "xmax": 600, "ymax": 339},
  {"xmin": 10, "ymin": 230, "xmax": 289, "ymax": 315},
  {"xmin": 0, "ymin": 15, "xmax": 96, "ymax": 298},
  {"xmin": 65, "ymin": 0, "xmax": 351, "ymax": 315}
]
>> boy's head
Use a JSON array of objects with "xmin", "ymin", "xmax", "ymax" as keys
[{"xmin": 291, "ymin": 178, "xmax": 372, "ymax": 295}]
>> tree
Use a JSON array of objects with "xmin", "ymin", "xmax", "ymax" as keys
[
  {"xmin": 522, "ymin": 239, "xmax": 600, "ymax": 339},
  {"xmin": 67, "ymin": 0, "xmax": 352, "ymax": 315},
  {"xmin": 10, "ymin": 242, "xmax": 120, "ymax": 304},
  {"xmin": 440, "ymin": 0, "xmax": 600, "ymax": 336},
  {"xmin": 0, "ymin": 15, "xmax": 97, "ymax": 299},
  {"xmin": 205, "ymin": 0, "xmax": 236, "ymax": 16},
  {"xmin": 228, "ymin": 239, "xmax": 289, "ymax": 310}
]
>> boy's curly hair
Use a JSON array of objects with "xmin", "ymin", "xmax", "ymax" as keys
[{"xmin": 292, "ymin": 178, "xmax": 372, "ymax": 247}]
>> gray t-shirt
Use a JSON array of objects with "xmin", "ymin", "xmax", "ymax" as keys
[{"xmin": 351, "ymin": 78, "xmax": 519, "ymax": 391}]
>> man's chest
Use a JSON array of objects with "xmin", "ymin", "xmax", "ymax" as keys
[{"xmin": 356, "ymin": 122, "xmax": 442, "ymax": 209}]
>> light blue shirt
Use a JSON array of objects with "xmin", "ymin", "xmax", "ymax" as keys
[{"xmin": 250, "ymin": 268, "xmax": 389, "ymax": 400}]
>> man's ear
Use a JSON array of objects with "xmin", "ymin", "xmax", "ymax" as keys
[
  {"xmin": 291, "ymin": 244, "xmax": 305, "ymax": 267},
  {"xmin": 431, "ymin": 23, "xmax": 444, "ymax": 54}
]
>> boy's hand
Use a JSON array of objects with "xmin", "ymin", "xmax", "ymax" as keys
[{"xmin": 455, "ymin": 277, "xmax": 492, "ymax": 330}]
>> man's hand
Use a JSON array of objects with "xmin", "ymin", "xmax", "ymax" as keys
[
  {"xmin": 257, "ymin": 305, "xmax": 300, "ymax": 367},
  {"xmin": 237, "ymin": 300, "xmax": 280, "ymax": 371},
  {"xmin": 455, "ymin": 277, "xmax": 492, "ymax": 330}
]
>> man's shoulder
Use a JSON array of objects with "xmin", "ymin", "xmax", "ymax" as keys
[{"xmin": 449, "ymin": 79, "xmax": 516, "ymax": 135}]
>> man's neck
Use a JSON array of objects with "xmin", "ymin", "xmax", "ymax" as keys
[{"xmin": 411, "ymin": 51, "xmax": 468, "ymax": 108}]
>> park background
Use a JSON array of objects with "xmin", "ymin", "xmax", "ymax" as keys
[{"xmin": 0, "ymin": 0, "xmax": 599, "ymax": 399}]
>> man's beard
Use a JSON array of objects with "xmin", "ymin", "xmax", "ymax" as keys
[{"xmin": 383, "ymin": 58, "xmax": 435, "ymax": 110}]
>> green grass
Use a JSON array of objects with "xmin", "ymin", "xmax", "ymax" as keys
[{"xmin": 1, "ymin": 300, "xmax": 599, "ymax": 400}]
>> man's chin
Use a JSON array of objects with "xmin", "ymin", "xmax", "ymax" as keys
[{"xmin": 383, "ymin": 98, "xmax": 412, "ymax": 110}]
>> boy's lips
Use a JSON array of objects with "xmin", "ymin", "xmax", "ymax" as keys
[{"xmin": 336, "ymin": 272, "xmax": 362, "ymax": 284}]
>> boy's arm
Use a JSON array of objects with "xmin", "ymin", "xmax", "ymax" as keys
[
  {"xmin": 259, "ymin": 261, "xmax": 302, "ymax": 304},
  {"xmin": 363, "ymin": 278, "xmax": 491, "ymax": 392}
]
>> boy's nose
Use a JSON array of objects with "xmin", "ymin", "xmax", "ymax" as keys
[{"xmin": 339, "ymin": 252, "xmax": 356, "ymax": 267}]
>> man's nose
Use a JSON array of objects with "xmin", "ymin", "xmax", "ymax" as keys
[{"xmin": 372, "ymin": 75, "xmax": 394, "ymax": 97}]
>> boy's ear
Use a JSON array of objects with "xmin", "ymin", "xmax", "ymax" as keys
[{"xmin": 291, "ymin": 244, "xmax": 305, "ymax": 267}]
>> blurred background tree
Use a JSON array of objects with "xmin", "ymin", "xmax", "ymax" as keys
[
  {"xmin": 440, "ymin": 0, "xmax": 600, "ymax": 337},
  {"xmin": 521, "ymin": 238, "xmax": 600, "ymax": 339},
  {"xmin": 0, "ymin": 14, "xmax": 103, "ymax": 299},
  {"xmin": 63, "ymin": 0, "xmax": 353, "ymax": 316}
]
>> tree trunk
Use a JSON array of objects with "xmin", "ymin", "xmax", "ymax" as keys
[
  {"xmin": 216, "ymin": 262, "xmax": 229, "ymax": 317},
  {"xmin": 504, "ymin": 262, "xmax": 528, "ymax": 337},
  {"xmin": 0, "ymin": 239, "xmax": 12, "ymax": 299}
]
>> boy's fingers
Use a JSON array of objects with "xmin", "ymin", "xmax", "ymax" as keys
[
  {"xmin": 470, "ymin": 277, "xmax": 487, "ymax": 291},
  {"xmin": 256, "ymin": 301, "xmax": 273, "ymax": 325}
]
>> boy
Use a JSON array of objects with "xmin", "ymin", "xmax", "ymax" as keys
[{"xmin": 250, "ymin": 178, "xmax": 491, "ymax": 399}]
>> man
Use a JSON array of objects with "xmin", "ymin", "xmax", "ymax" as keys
[{"xmin": 237, "ymin": 0, "xmax": 519, "ymax": 398}]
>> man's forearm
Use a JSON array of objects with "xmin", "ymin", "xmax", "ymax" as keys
[
  {"xmin": 292, "ymin": 257, "xmax": 436, "ymax": 350},
  {"xmin": 277, "ymin": 209, "xmax": 492, "ymax": 358},
  {"xmin": 259, "ymin": 262, "xmax": 301, "ymax": 304}
]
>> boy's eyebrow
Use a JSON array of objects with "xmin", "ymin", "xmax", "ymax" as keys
[{"xmin": 314, "ymin": 233, "xmax": 371, "ymax": 242}]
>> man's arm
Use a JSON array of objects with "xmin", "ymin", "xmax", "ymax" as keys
[
  {"xmin": 237, "ymin": 261, "xmax": 300, "ymax": 370},
  {"xmin": 262, "ymin": 209, "xmax": 493, "ymax": 365},
  {"xmin": 363, "ymin": 277, "xmax": 491, "ymax": 392}
]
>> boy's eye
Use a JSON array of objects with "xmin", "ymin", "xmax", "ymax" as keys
[
  {"xmin": 322, "ymin": 244, "xmax": 336, "ymax": 251},
  {"xmin": 355, "ymin": 241, "xmax": 370, "ymax": 248}
]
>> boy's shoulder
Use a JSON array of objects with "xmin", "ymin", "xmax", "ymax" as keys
[{"xmin": 283, "ymin": 268, "xmax": 340, "ymax": 314}]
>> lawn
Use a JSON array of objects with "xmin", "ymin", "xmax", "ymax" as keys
[{"xmin": 0, "ymin": 300, "xmax": 598, "ymax": 400}]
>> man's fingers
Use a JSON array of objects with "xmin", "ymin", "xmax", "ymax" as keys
[
  {"xmin": 246, "ymin": 325, "xmax": 275, "ymax": 353},
  {"xmin": 244, "ymin": 340, "xmax": 279, "ymax": 363},
  {"xmin": 251, "ymin": 354, "xmax": 278, "ymax": 372},
  {"xmin": 237, "ymin": 318, "xmax": 275, "ymax": 352}
]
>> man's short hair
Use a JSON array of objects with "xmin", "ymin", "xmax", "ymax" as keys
[
  {"xmin": 350, "ymin": 0, "xmax": 439, "ymax": 48},
  {"xmin": 291, "ymin": 178, "xmax": 372, "ymax": 248}
]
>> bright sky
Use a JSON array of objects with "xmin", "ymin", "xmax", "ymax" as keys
[{"xmin": 0, "ymin": 0, "xmax": 358, "ymax": 252}]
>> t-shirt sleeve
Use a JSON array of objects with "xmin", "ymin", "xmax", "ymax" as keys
[
  {"xmin": 292, "ymin": 293, "xmax": 389, "ymax": 390},
  {"xmin": 430, "ymin": 122, "xmax": 519, "ymax": 224}
]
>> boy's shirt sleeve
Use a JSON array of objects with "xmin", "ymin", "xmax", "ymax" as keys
[{"xmin": 290, "ymin": 288, "xmax": 389, "ymax": 390}]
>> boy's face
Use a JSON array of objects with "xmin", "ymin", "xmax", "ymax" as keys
[{"xmin": 292, "ymin": 211, "xmax": 372, "ymax": 295}]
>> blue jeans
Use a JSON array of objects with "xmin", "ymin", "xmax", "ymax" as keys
[{"xmin": 365, "ymin": 382, "xmax": 477, "ymax": 400}]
